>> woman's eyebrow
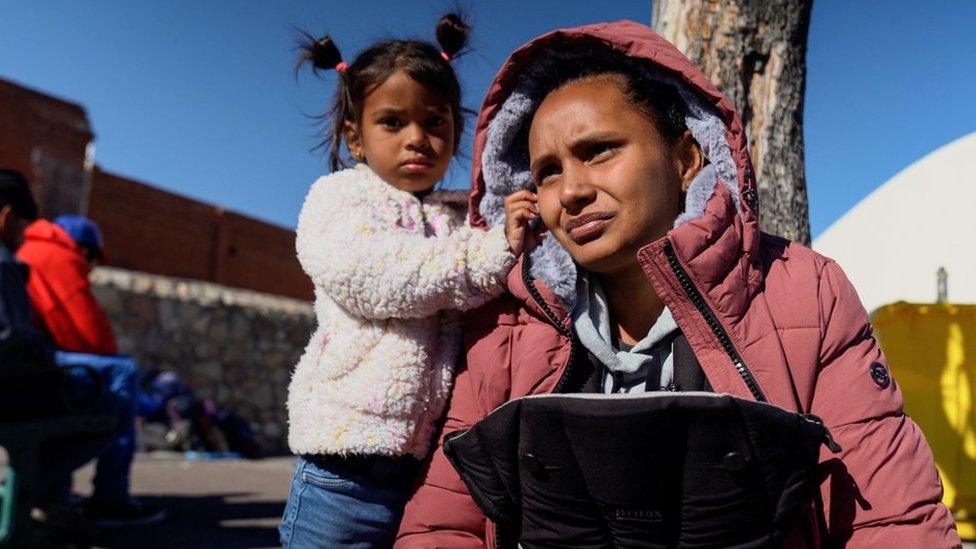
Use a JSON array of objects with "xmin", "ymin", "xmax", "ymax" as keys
[
  {"xmin": 567, "ymin": 131, "xmax": 622, "ymax": 150},
  {"xmin": 529, "ymin": 151, "xmax": 557, "ymax": 175},
  {"xmin": 530, "ymin": 131, "xmax": 622, "ymax": 171}
]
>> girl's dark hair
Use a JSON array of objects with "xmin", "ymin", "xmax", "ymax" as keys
[
  {"xmin": 297, "ymin": 13, "xmax": 471, "ymax": 171},
  {"xmin": 530, "ymin": 41, "xmax": 689, "ymax": 146}
]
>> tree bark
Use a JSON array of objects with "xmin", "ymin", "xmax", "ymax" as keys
[{"xmin": 652, "ymin": 0, "xmax": 813, "ymax": 244}]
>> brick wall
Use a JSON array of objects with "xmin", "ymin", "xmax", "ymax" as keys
[
  {"xmin": 0, "ymin": 77, "xmax": 312, "ymax": 301},
  {"xmin": 87, "ymin": 168, "xmax": 218, "ymax": 281},
  {"xmin": 214, "ymin": 211, "xmax": 311, "ymax": 301},
  {"xmin": 0, "ymin": 78, "xmax": 92, "ymax": 218},
  {"xmin": 88, "ymin": 168, "xmax": 312, "ymax": 301}
]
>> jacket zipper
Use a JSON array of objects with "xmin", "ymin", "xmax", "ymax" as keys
[
  {"xmin": 662, "ymin": 241, "xmax": 767, "ymax": 402},
  {"xmin": 520, "ymin": 259, "xmax": 578, "ymax": 394},
  {"xmin": 479, "ymin": 260, "xmax": 578, "ymax": 549},
  {"xmin": 509, "ymin": 248, "xmax": 768, "ymax": 547}
]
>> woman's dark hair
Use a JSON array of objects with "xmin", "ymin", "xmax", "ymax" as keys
[
  {"xmin": 529, "ymin": 40, "xmax": 689, "ymax": 146},
  {"xmin": 297, "ymin": 13, "xmax": 471, "ymax": 171},
  {"xmin": 0, "ymin": 169, "xmax": 38, "ymax": 221}
]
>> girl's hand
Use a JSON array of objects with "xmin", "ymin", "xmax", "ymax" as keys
[{"xmin": 504, "ymin": 189, "xmax": 545, "ymax": 256}]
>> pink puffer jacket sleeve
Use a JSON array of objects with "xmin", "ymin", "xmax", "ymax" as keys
[
  {"xmin": 812, "ymin": 260, "xmax": 960, "ymax": 547},
  {"xmin": 395, "ymin": 357, "xmax": 490, "ymax": 548}
]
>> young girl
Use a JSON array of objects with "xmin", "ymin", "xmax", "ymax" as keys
[
  {"xmin": 279, "ymin": 14, "xmax": 516, "ymax": 547},
  {"xmin": 396, "ymin": 21, "xmax": 960, "ymax": 547}
]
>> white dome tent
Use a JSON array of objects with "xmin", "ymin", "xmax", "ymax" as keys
[{"xmin": 814, "ymin": 131, "xmax": 976, "ymax": 313}]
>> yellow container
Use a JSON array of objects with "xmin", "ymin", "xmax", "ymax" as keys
[{"xmin": 872, "ymin": 302, "xmax": 976, "ymax": 540}]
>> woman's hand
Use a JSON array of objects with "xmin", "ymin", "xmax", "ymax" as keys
[{"xmin": 504, "ymin": 189, "xmax": 545, "ymax": 256}]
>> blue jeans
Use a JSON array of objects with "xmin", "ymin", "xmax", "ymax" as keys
[
  {"xmin": 279, "ymin": 455, "xmax": 422, "ymax": 548},
  {"xmin": 37, "ymin": 352, "xmax": 140, "ymax": 503}
]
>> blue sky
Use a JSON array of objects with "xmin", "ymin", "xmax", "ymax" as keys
[{"xmin": 2, "ymin": 1, "xmax": 974, "ymax": 237}]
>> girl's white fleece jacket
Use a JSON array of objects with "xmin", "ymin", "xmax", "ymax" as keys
[{"xmin": 287, "ymin": 164, "xmax": 515, "ymax": 458}]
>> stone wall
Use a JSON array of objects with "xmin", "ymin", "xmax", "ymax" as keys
[{"xmin": 90, "ymin": 266, "xmax": 314, "ymax": 455}]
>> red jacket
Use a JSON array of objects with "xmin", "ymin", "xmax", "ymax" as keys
[
  {"xmin": 17, "ymin": 219, "xmax": 118, "ymax": 355},
  {"xmin": 396, "ymin": 21, "xmax": 959, "ymax": 547}
]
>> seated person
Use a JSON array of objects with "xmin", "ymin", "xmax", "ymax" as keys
[
  {"xmin": 0, "ymin": 175, "xmax": 162, "ymax": 527},
  {"xmin": 0, "ymin": 171, "xmax": 51, "ymax": 372},
  {"xmin": 395, "ymin": 22, "xmax": 959, "ymax": 547},
  {"xmin": 141, "ymin": 370, "xmax": 260, "ymax": 458},
  {"xmin": 17, "ymin": 214, "xmax": 116, "ymax": 355}
]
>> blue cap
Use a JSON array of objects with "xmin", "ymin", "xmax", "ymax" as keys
[{"xmin": 54, "ymin": 215, "xmax": 104, "ymax": 254}]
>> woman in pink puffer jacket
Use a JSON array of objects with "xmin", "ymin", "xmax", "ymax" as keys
[{"xmin": 396, "ymin": 21, "xmax": 960, "ymax": 548}]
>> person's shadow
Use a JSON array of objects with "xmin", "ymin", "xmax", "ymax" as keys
[{"xmin": 91, "ymin": 492, "xmax": 283, "ymax": 549}]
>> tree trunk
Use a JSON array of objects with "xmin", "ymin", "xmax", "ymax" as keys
[{"xmin": 652, "ymin": 0, "xmax": 813, "ymax": 244}]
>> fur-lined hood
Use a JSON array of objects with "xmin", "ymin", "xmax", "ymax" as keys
[
  {"xmin": 467, "ymin": 20, "xmax": 761, "ymax": 310},
  {"xmin": 397, "ymin": 23, "xmax": 960, "ymax": 547}
]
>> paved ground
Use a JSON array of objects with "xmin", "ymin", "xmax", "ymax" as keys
[
  {"xmin": 4, "ymin": 450, "xmax": 969, "ymax": 548},
  {"xmin": 73, "ymin": 452, "xmax": 295, "ymax": 549}
]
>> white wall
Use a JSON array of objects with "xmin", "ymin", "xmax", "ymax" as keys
[{"xmin": 814, "ymin": 132, "xmax": 976, "ymax": 313}]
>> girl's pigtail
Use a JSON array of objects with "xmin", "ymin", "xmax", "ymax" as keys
[
  {"xmin": 435, "ymin": 13, "xmax": 471, "ymax": 61},
  {"xmin": 297, "ymin": 31, "xmax": 353, "ymax": 172},
  {"xmin": 296, "ymin": 32, "xmax": 346, "ymax": 74}
]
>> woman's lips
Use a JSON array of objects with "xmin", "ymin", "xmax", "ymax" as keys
[{"xmin": 566, "ymin": 212, "xmax": 615, "ymax": 244}]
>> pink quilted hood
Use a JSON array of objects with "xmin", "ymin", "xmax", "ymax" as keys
[{"xmin": 468, "ymin": 20, "xmax": 761, "ymax": 312}]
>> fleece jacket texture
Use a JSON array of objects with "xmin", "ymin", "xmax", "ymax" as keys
[{"xmin": 287, "ymin": 164, "xmax": 514, "ymax": 459}]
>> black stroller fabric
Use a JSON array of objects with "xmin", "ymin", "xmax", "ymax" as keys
[{"xmin": 443, "ymin": 392, "xmax": 832, "ymax": 548}]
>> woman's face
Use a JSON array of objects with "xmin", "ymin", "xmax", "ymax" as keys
[{"xmin": 528, "ymin": 76, "xmax": 700, "ymax": 275}]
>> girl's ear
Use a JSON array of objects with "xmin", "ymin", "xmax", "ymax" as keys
[
  {"xmin": 674, "ymin": 130, "xmax": 704, "ymax": 193},
  {"xmin": 344, "ymin": 120, "xmax": 362, "ymax": 159}
]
